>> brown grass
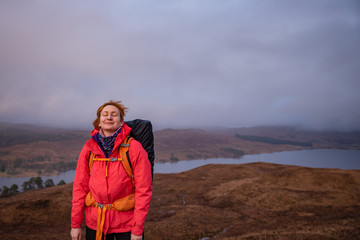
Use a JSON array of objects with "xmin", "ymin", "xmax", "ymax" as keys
[{"xmin": 1, "ymin": 162, "xmax": 359, "ymax": 239}]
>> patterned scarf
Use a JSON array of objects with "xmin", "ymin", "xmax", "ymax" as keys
[{"xmin": 98, "ymin": 127, "xmax": 121, "ymax": 157}]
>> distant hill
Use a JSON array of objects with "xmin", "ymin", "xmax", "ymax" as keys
[
  {"xmin": 0, "ymin": 162, "xmax": 359, "ymax": 239},
  {"xmin": 0, "ymin": 123, "xmax": 89, "ymax": 177},
  {"xmin": 0, "ymin": 122, "xmax": 359, "ymax": 177},
  {"xmin": 154, "ymin": 126, "xmax": 360, "ymax": 162}
]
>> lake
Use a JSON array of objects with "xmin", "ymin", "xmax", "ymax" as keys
[
  {"xmin": 1, "ymin": 149, "xmax": 359, "ymax": 189},
  {"xmin": 157, "ymin": 149, "xmax": 360, "ymax": 173}
]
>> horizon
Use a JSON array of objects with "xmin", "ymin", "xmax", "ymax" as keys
[
  {"xmin": 1, "ymin": 1, "xmax": 359, "ymax": 132},
  {"xmin": 1, "ymin": 120, "xmax": 360, "ymax": 133}
]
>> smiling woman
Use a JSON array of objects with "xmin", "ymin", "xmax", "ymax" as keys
[{"xmin": 71, "ymin": 100, "xmax": 152, "ymax": 240}]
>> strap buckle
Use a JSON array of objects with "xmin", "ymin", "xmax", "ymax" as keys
[
  {"xmin": 96, "ymin": 203, "xmax": 112, "ymax": 210},
  {"xmin": 96, "ymin": 203, "xmax": 105, "ymax": 209}
]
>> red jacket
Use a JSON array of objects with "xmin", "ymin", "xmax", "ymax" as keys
[{"xmin": 71, "ymin": 123, "xmax": 152, "ymax": 236}]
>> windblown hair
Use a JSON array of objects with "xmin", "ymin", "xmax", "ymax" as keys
[{"xmin": 92, "ymin": 100, "xmax": 128, "ymax": 130}]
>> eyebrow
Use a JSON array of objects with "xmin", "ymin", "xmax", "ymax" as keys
[{"xmin": 102, "ymin": 111, "xmax": 119, "ymax": 114}]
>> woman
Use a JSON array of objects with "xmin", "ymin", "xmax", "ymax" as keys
[{"xmin": 71, "ymin": 100, "xmax": 152, "ymax": 240}]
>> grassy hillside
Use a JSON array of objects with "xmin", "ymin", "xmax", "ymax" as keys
[{"xmin": 0, "ymin": 162, "xmax": 359, "ymax": 239}]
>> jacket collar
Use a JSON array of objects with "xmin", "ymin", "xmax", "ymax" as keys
[{"xmin": 88, "ymin": 123, "xmax": 132, "ymax": 157}]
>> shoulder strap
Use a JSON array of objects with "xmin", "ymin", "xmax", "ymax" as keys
[
  {"xmin": 88, "ymin": 136, "xmax": 134, "ymax": 187},
  {"xmin": 119, "ymin": 136, "xmax": 135, "ymax": 187},
  {"xmin": 89, "ymin": 152, "xmax": 95, "ymax": 172}
]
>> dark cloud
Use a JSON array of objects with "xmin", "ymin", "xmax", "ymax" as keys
[{"xmin": 0, "ymin": 0, "xmax": 359, "ymax": 131}]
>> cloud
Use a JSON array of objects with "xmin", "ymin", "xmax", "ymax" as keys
[{"xmin": 0, "ymin": 0, "xmax": 359, "ymax": 131}]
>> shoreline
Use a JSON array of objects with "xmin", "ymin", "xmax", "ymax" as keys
[
  {"xmin": 1, "ymin": 148, "xmax": 359, "ymax": 179},
  {"xmin": 0, "ymin": 169, "xmax": 62, "ymax": 179},
  {"xmin": 0, "ymin": 147, "xmax": 311, "ymax": 178}
]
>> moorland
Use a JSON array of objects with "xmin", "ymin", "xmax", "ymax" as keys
[
  {"xmin": 0, "ymin": 162, "xmax": 359, "ymax": 239},
  {"xmin": 0, "ymin": 122, "xmax": 360, "ymax": 239}
]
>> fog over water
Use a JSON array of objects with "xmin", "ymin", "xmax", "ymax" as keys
[{"xmin": 0, "ymin": 1, "xmax": 359, "ymax": 131}]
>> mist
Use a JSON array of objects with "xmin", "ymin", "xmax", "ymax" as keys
[{"xmin": 0, "ymin": 0, "xmax": 359, "ymax": 131}]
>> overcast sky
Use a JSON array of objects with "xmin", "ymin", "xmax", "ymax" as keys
[{"xmin": 0, "ymin": 0, "xmax": 359, "ymax": 131}]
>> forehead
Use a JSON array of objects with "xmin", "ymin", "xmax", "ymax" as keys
[{"xmin": 101, "ymin": 105, "xmax": 120, "ymax": 113}]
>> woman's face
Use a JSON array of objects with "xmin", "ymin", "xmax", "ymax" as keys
[{"xmin": 98, "ymin": 105, "xmax": 122, "ymax": 136}]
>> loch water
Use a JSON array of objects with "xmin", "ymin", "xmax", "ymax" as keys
[{"xmin": 1, "ymin": 149, "xmax": 359, "ymax": 189}]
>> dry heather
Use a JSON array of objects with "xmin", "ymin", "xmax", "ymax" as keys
[{"xmin": 0, "ymin": 162, "xmax": 359, "ymax": 240}]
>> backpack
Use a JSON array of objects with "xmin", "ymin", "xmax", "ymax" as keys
[{"xmin": 125, "ymin": 119, "xmax": 155, "ymax": 176}]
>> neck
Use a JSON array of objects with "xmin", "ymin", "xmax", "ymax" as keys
[{"xmin": 101, "ymin": 129, "xmax": 116, "ymax": 137}]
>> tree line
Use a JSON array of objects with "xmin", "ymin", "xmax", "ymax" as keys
[
  {"xmin": 0, "ymin": 158, "xmax": 77, "ymax": 175},
  {"xmin": 0, "ymin": 177, "xmax": 66, "ymax": 197}
]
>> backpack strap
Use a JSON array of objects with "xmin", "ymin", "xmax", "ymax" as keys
[
  {"xmin": 119, "ymin": 136, "xmax": 134, "ymax": 187},
  {"xmin": 89, "ymin": 152, "xmax": 95, "ymax": 172},
  {"xmin": 89, "ymin": 136, "xmax": 134, "ymax": 184}
]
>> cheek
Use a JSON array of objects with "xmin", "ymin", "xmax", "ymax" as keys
[{"xmin": 115, "ymin": 118, "xmax": 122, "ymax": 125}]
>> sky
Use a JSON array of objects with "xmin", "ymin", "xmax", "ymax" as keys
[{"xmin": 0, "ymin": 0, "xmax": 359, "ymax": 131}]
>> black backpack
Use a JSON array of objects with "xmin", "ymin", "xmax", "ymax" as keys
[{"xmin": 125, "ymin": 119, "xmax": 155, "ymax": 176}]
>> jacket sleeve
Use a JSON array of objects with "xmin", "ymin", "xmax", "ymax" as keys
[
  {"xmin": 129, "ymin": 140, "xmax": 153, "ymax": 235},
  {"xmin": 71, "ymin": 144, "xmax": 91, "ymax": 228}
]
